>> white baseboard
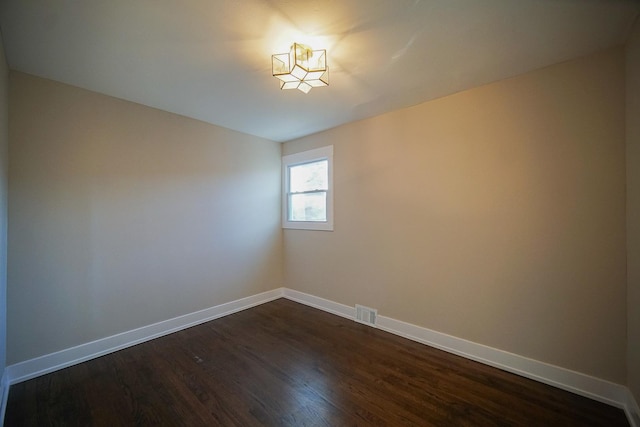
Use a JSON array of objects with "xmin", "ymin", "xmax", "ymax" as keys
[
  {"xmin": 375, "ymin": 315, "xmax": 628, "ymax": 406},
  {"xmin": 5, "ymin": 288, "xmax": 284, "ymax": 385},
  {"xmin": 282, "ymin": 289, "xmax": 635, "ymax": 425},
  {"xmin": 2, "ymin": 287, "xmax": 637, "ymax": 427},
  {"xmin": 0, "ymin": 370, "xmax": 8, "ymax": 426},
  {"xmin": 282, "ymin": 288, "xmax": 355, "ymax": 319},
  {"xmin": 626, "ymin": 390, "xmax": 640, "ymax": 427}
]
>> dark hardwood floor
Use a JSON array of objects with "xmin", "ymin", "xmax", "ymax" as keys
[{"xmin": 5, "ymin": 298, "xmax": 629, "ymax": 426}]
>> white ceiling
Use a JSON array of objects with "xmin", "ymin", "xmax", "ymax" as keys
[{"xmin": 0, "ymin": 0, "xmax": 638, "ymax": 142}]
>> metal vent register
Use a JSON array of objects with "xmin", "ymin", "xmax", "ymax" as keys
[{"xmin": 355, "ymin": 304, "xmax": 377, "ymax": 326}]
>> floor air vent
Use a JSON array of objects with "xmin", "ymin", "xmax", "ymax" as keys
[{"xmin": 355, "ymin": 304, "xmax": 378, "ymax": 326}]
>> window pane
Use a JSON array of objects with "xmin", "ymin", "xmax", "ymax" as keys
[
  {"xmin": 289, "ymin": 192, "xmax": 327, "ymax": 222},
  {"xmin": 289, "ymin": 160, "xmax": 328, "ymax": 193}
]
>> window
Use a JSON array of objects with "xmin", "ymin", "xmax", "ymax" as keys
[{"xmin": 282, "ymin": 146, "xmax": 333, "ymax": 231}]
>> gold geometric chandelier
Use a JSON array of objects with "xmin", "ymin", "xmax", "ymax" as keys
[{"xmin": 272, "ymin": 43, "xmax": 329, "ymax": 93}]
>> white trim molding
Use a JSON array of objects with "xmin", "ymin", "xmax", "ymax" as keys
[
  {"xmin": 281, "ymin": 289, "xmax": 637, "ymax": 427},
  {"xmin": 2, "ymin": 287, "xmax": 637, "ymax": 427},
  {"xmin": 5, "ymin": 288, "xmax": 284, "ymax": 385},
  {"xmin": 375, "ymin": 315, "xmax": 628, "ymax": 407},
  {"xmin": 282, "ymin": 288, "xmax": 354, "ymax": 319},
  {"xmin": 626, "ymin": 390, "xmax": 640, "ymax": 427},
  {"xmin": 282, "ymin": 145, "xmax": 334, "ymax": 231},
  {"xmin": 0, "ymin": 370, "xmax": 9, "ymax": 425}
]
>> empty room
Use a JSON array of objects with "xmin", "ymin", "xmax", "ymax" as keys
[{"xmin": 0, "ymin": 0, "xmax": 639, "ymax": 425}]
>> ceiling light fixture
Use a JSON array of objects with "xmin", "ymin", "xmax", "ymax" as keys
[{"xmin": 272, "ymin": 43, "xmax": 329, "ymax": 94}]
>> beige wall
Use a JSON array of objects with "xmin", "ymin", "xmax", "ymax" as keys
[
  {"xmin": 283, "ymin": 48, "xmax": 627, "ymax": 383},
  {"xmin": 0, "ymin": 32, "xmax": 9, "ymax": 376},
  {"xmin": 627, "ymin": 20, "xmax": 640, "ymax": 404},
  {"xmin": 7, "ymin": 72, "xmax": 283, "ymax": 364},
  {"xmin": 3, "ymin": 40, "xmax": 631, "ymax": 392}
]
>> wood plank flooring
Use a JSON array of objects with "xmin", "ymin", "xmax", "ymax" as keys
[{"xmin": 5, "ymin": 298, "xmax": 629, "ymax": 426}]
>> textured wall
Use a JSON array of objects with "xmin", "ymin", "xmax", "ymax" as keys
[
  {"xmin": 7, "ymin": 73, "xmax": 283, "ymax": 364},
  {"xmin": 283, "ymin": 48, "xmax": 626, "ymax": 383}
]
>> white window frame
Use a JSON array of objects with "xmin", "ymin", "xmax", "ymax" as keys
[{"xmin": 282, "ymin": 145, "xmax": 333, "ymax": 231}]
